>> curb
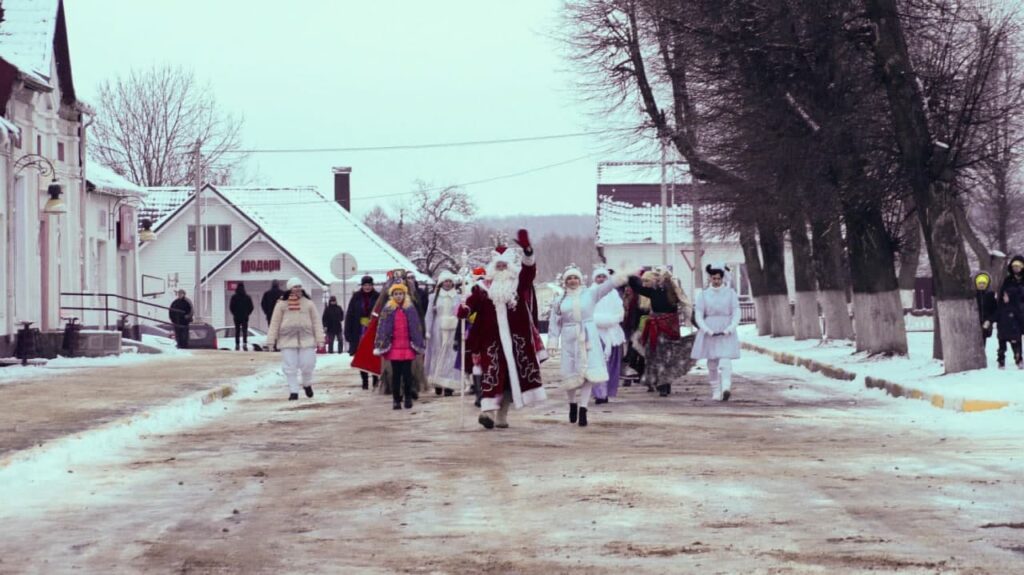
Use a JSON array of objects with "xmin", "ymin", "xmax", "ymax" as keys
[{"xmin": 741, "ymin": 341, "xmax": 1010, "ymax": 413}]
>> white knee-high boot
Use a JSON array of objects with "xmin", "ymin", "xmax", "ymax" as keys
[
  {"xmin": 579, "ymin": 381, "xmax": 594, "ymax": 409},
  {"xmin": 720, "ymin": 359, "xmax": 733, "ymax": 397},
  {"xmin": 708, "ymin": 359, "xmax": 722, "ymax": 401}
]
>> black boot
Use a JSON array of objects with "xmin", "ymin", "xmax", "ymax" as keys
[
  {"xmin": 569, "ymin": 403, "xmax": 578, "ymax": 424},
  {"xmin": 578, "ymin": 407, "xmax": 588, "ymax": 427},
  {"xmin": 235, "ymin": 343, "xmax": 240, "ymax": 351},
  {"xmin": 288, "ymin": 393, "xmax": 299, "ymax": 401},
  {"xmin": 722, "ymin": 390, "xmax": 731, "ymax": 402},
  {"xmin": 666, "ymin": 383, "xmax": 672, "ymax": 395},
  {"xmin": 361, "ymin": 372, "xmax": 369, "ymax": 390},
  {"xmin": 658, "ymin": 384, "xmax": 669, "ymax": 397},
  {"xmin": 393, "ymin": 399, "xmax": 402, "ymax": 410},
  {"xmin": 444, "ymin": 389, "xmax": 454, "ymax": 397},
  {"xmin": 595, "ymin": 397, "xmax": 608, "ymax": 405},
  {"xmin": 304, "ymin": 386, "xmax": 314, "ymax": 398},
  {"xmin": 372, "ymin": 376, "xmax": 379, "ymax": 388},
  {"xmin": 435, "ymin": 387, "xmax": 443, "ymax": 396},
  {"xmin": 404, "ymin": 396, "xmax": 413, "ymax": 409}
]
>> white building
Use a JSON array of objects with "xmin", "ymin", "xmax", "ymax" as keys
[
  {"xmin": 138, "ymin": 175, "xmax": 418, "ymax": 331},
  {"xmin": 0, "ymin": 0, "xmax": 146, "ymax": 356}
]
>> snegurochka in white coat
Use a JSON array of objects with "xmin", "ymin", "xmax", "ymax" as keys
[
  {"xmin": 424, "ymin": 271, "xmax": 463, "ymax": 393},
  {"xmin": 591, "ymin": 268, "xmax": 626, "ymax": 401},
  {"xmin": 548, "ymin": 266, "xmax": 626, "ymax": 427},
  {"xmin": 690, "ymin": 263, "xmax": 741, "ymax": 401}
]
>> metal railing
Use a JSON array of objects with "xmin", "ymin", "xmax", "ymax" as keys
[{"xmin": 59, "ymin": 292, "xmax": 175, "ymax": 331}]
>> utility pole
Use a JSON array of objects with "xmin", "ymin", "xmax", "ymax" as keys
[
  {"xmin": 193, "ymin": 139, "xmax": 202, "ymax": 322},
  {"xmin": 660, "ymin": 137, "xmax": 668, "ymax": 266}
]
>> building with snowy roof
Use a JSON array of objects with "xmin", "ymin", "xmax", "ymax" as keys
[
  {"xmin": 595, "ymin": 161, "xmax": 755, "ymax": 298},
  {"xmin": 138, "ymin": 169, "xmax": 420, "ymax": 331},
  {"xmin": 0, "ymin": 0, "xmax": 150, "ymax": 356}
]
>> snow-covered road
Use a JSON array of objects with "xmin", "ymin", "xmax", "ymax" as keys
[{"xmin": 2, "ymin": 352, "xmax": 1023, "ymax": 573}]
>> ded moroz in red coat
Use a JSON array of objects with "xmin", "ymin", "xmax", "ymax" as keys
[{"xmin": 460, "ymin": 251, "xmax": 546, "ymax": 412}]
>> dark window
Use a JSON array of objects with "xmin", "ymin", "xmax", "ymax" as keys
[
  {"xmin": 205, "ymin": 226, "xmax": 217, "ymax": 251},
  {"xmin": 218, "ymin": 225, "xmax": 232, "ymax": 252},
  {"xmin": 36, "ymin": 135, "xmax": 41, "ymax": 154},
  {"xmin": 187, "ymin": 225, "xmax": 197, "ymax": 252},
  {"xmin": 57, "ymin": 142, "xmax": 65, "ymax": 162}
]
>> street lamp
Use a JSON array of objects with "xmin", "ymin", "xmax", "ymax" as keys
[{"xmin": 14, "ymin": 154, "xmax": 64, "ymax": 214}]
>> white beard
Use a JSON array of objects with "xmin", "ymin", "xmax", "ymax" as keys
[{"xmin": 487, "ymin": 270, "xmax": 519, "ymax": 308}]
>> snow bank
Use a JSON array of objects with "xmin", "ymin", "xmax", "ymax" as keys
[{"xmin": 739, "ymin": 325, "xmax": 1024, "ymax": 406}]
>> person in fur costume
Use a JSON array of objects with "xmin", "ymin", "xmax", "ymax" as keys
[
  {"xmin": 591, "ymin": 268, "xmax": 626, "ymax": 403},
  {"xmin": 691, "ymin": 263, "xmax": 741, "ymax": 401},
  {"xmin": 425, "ymin": 270, "xmax": 464, "ymax": 396},
  {"xmin": 459, "ymin": 230, "xmax": 547, "ymax": 430},
  {"xmin": 374, "ymin": 284, "xmax": 426, "ymax": 409},
  {"xmin": 627, "ymin": 267, "xmax": 695, "ymax": 397},
  {"xmin": 548, "ymin": 265, "xmax": 626, "ymax": 426}
]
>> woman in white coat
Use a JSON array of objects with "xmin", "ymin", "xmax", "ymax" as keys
[
  {"xmin": 591, "ymin": 268, "xmax": 626, "ymax": 404},
  {"xmin": 690, "ymin": 263, "xmax": 741, "ymax": 401},
  {"xmin": 548, "ymin": 266, "xmax": 624, "ymax": 426},
  {"xmin": 424, "ymin": 271, "xmax": 463, "ymax": 396},
  {"xmin": 266, "ymin": 277, "xmax": 326, "ymax": 401}
]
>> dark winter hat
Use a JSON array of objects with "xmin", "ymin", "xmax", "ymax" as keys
[{"xmin": 360, "ymin": 275, "xmax": 374, "ymax": 285}]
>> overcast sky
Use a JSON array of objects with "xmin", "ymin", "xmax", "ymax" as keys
[{"xmin": 64, "ymin": 1, "xmax": 651, "ymax": 217}]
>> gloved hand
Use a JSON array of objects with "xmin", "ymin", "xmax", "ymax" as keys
[
  {"xmin": 983, "ymin": 320, "xmax": 992, "ymax": 330},
  {"xmin": 514, "ymin": 229, "xmax": 532, "ymax": 254}
]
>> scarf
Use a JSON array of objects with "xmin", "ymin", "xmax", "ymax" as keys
[
  {"xmin": 641, "ymin": 311, "xmax": 680, "ymax": 352},
  {"xmin": 288, "ymin": 293, "xmax": 301, "ymax": 311}
]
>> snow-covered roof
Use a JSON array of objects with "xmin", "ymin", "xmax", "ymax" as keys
[
  {"xmin": 0, "ymin": 0, "xmax": 58, "ymax": 86},
  {"xmin": 86, "ymin": 163, "xmax": 146, "ymax": 197},
  {"xmin": 597, "ymin": 161, "xmax": 691, "ymax": 185},
  {"xmin": 597, "ymin": 195, "xmax": 694, "ymax": 245},
  {"xmin": 145, "ymin": 185, "xmax": 419, "ymax": 285}
]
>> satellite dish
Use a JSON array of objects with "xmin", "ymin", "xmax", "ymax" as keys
[{"xmin": 330, "ymin": 253, "xmax": 358, "ymax": 280}]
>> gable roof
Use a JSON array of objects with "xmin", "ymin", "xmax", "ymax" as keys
[
  {"xmin": 0, "ymin": 0, "xmax": 75, "ymax": 104},
  {"xmin": 86, "ymin": 162, "xmax": 147, "ymax": 197},
  {"xmin": 144, "ymin": 184, "xmax": 419, "ymax": 285}
]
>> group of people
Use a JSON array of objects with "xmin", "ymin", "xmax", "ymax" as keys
[
  {"xmin": 976, "ymin": 255, "xmax": 1024, "ymax": 369},
  {"xmin": 219, "ymin": 227, "xmax": 741, "ymax": 428}
]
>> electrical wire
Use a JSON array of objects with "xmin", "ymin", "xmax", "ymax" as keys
[{"xmin": 216, "ymin": 128, "xmax": 633, "ymax": 155}]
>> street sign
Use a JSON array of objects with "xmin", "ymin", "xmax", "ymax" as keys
[{"xmin": 331, "ymin": 253, "xmax": 358, "ymax": 305}]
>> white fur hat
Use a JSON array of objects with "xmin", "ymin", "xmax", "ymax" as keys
[
  {"xmin": 562, "ymin": 267, "xmax": 583, "ymax": 283},
  {"xmin": 592, "ymin": 267, "xmax": 610, "ymax": 281},
  {"xmin": 437, "ymin": 270, "xmax": 458, "ymax": 285},
  {"xmin": 286, "ymin": 277, "xmax": 302, "ymax": 290}
]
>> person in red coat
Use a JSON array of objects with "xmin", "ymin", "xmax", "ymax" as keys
[{"xmin": 460, "ymin": 230, "xmax": 546, "ymax": 429}]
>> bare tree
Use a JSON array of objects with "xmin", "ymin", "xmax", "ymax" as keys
[{"xmin": 91, "ymin": 65, "xmax": 246, "ymax": 186}]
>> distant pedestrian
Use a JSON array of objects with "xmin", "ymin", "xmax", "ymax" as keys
[
  {"xmin": 267, "ymin": 278, "xmax": 325, "ymax": 400},
  {"xmin": 169, "ymin": 289, "xmax": 193, "ymax": 349},
  {"xmin": 374, "ymin": 283, "xmax": 426, "ymax": 410},
  {"xmin": 345, "ymin": 276, "xmax": 380, "ymax": 389},
  {"xmin": 261, "ymin": 280, "xmax": 284, "ymax": 325},
  {"xmin": 975, "ymin": 272, "xmax": 997, "ymax": 343},
  {"xmin": 322, "ymin": 296, "xmax": 345, "ymax": 353},
  {"xmin": 229, "ymin": 282, "xmax": 255, "ymax": 351},
  {"xmin": 691, "ymin": 263, "xmax": 741, "ymax": 401},
  {"xmin": 996, "ymin": 257, "xmax": 1024, "ymax": 369}
]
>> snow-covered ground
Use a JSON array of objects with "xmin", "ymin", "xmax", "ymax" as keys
[{"xmin": 740, "ymin": 324, "xmax": 1024, "ymax": 405}]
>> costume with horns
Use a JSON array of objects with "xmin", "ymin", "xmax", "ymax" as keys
[
  {"xmin": 691, "ymin": 262, "xmax": 741, "ymax": 401},
  {"xmin": 459, "ymin": 231, "xmax": 546, "ymax": 425}
]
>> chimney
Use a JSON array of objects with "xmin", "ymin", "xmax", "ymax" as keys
[{"xmin": 332, "ymin": 166, "xmax": 352, "ymax": 211}]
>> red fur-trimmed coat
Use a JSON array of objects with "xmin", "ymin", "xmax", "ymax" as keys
[{"xmin": 460, "ymin": 260, "xmax": 546, "ymax": 412}]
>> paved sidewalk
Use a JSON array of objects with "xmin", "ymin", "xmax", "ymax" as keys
[
  {"xmin": 0, "ymin": 351, "xmax": 280, "ymax": 458},
  {"xmin": 740, "ymin": 327, "xmax": 1019, "ymax": 412}
]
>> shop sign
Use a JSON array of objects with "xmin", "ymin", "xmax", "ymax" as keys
[{"xmin": 241, "ymin": 259, "xmax": 282, "ymax": 273}]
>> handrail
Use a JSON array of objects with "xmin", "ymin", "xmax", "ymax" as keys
[
  {"xmin": 61, "ymin": 292, "xmax": 172, "ymax": 313},
  {"xmin": 60, "ymin": 292, "xmax": 175, "ymax": 331}
]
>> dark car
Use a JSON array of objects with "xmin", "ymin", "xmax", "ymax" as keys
[{"xmin": 139, "ymin": 322, "xmax": 219, "ymax": 350}]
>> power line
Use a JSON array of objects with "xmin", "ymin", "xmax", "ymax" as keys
[
  {"xmin": 216, "ymin": 128, "xmax": 632, "ymax": 155},
  {"xmin": 179, "ymin": 151, "xmax": 601, "ymax": 208}
]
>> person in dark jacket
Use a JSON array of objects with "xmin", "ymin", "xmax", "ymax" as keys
[
  {"xmin": 346, "ymin": 276, "xmax": 380, "ymax": 389},
  {"xmin": 261, "ymin": 280, "xmax": 284, "ymax": 324},
  {"xmin": 169, "ymin": 289, "xmax": 193, "ymax": 349},
  {"xmin": 322, "ymin": 296, "xmax": 345, "ymax": 353},
  {"xmin": 229, "ymin": 282, "xmax": 255, "ymax": 350},
  {"xmin": 404, "ymin": 272, "xmax": 430, "ymax": 328},
  {"xmin": 997, "ymin": 256, "xmax": 1024, "ymax": 369},
  {"xmin": 975, "ymin": 272, "xmax": 998, "ymax": 343}
]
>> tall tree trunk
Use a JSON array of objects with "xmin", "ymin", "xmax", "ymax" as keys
[
  {"xmin": 897, "ymin": 200, "xmax": 922, "ymax": 311},
  {"xmin": 810, "ymin": 214, "xmax": 854, "ymax": 340},
  {"xmin": 758, "ymin": 220, "xmax": 794, "ymax": 337},
  {"xmin": 740, "ymin": 225, "xmax": 771, "ymax": 336},
  {"xmin": 789, "ymin": 213, "xmax": 821, "ymax": 340},
  {"xmin": 844, "ymin": 202, "xmax": 908, "ymax": 355},
  {"xmin": 865, "ymin": 0, "xmax": 986, "ymax": 373}
]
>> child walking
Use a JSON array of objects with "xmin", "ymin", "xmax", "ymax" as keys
[{"xmin": 374, "ymin": 284, "xmax": 426, "ymax": 409}]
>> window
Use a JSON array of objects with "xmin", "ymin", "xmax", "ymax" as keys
[
  {"xmin": 187, "ymin": 224, "xmax": 232, "ymax": 252},
  {"xmin": 36, "ymin": 135, "xmax": 41, "ymax": 154},
  {"xmin": 57, "ymin": 142, "xmax": 65, "ymax": 162}
]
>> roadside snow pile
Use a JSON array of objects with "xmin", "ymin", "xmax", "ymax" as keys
[{"xmin": 740, "ymin": 325, "xmax": 1024, "ymax": 405}]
